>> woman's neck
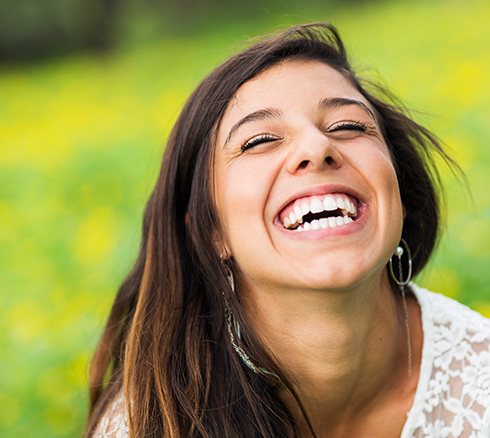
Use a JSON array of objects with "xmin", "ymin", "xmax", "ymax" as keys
[{"xmin": 244, "ymin": 270, "xmax": 421, "ymax": 437}]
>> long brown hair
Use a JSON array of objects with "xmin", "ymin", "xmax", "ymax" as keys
[{"xmin": 85, "ymin": 23, "xmax": 455, "ymax": 437}]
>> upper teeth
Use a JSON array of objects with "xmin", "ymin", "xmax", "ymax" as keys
[{"xmin": 283, "ymin": 194, "xmax": 357, "ymax": 229}]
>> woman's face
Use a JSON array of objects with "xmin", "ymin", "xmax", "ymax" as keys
[{"xmin": 214, "ymin": 60, "xmax": 403, "ymax": 295}]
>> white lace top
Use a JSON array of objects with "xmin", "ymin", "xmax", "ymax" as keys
[{"xmin": 92, "ymin": 284, "xmax": 490, "ymax": 437}]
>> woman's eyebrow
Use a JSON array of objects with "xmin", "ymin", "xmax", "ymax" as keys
[
  {"xmin": 224, "ymin": 108, "xmax": 283, "ymax": 146},
  {"xmin": 224, "ymin": 98, "xmax": 376, "ymax": 146},
  {"xmin": 319, "ymin": 97, "xmax": 377, "ymax": 123}
]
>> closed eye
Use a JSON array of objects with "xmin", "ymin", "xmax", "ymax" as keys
[
  {"xmin": 328, "ymin": 121, "xmax": 368, "ymax": 133},
  {"xmin": 241, "ymin": 134, "xmax": 279, "ymax": 152}
]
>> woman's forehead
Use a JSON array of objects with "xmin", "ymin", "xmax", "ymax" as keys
[{"xmin": 217, "ymin": 60, "xmax": 375, "ymax": 144}]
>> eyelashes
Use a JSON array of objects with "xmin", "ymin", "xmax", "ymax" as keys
[
  {"xmin": 326, "ymin": 120, "xmax": 368, "ymax": 133},
  {"xmin": 241, "ymin": 134, "xmax": 279, "ymax": 151},
  {"xmin": 240, "ymin": 120, "xmax": 370, "ymax": 152}
]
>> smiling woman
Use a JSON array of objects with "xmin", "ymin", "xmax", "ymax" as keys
[{"xmin": 84, "ymin": 23, "xmax": 490, "ymax": 438}]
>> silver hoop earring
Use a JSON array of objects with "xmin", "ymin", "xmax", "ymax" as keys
[
  {"xmin": 389, "ymin": 238, "xmax": 412, "ymax": 286},
  {"xmin": 389, "ymin": 238, "xmax": 413, "ymax": 377}
]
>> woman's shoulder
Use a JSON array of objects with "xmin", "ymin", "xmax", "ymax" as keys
[
  {"xmin": 406, "ymin": 284, "xmax": 490, "ymax": 438},
  {"xmin": 413, "ymin": 283, "xmax": 490, "ymax": 376},
  {"xmin": 413, "ymin": 283, "xmax": 490, "ymax": 336},
  {"xmin": 91, "ymin": 391, "xmax": 129, "ymax": 438}
]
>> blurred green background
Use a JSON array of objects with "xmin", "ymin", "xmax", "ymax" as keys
[{"xmin": 1, "ymin": 0, "xmax": 489, "ymax": 436}]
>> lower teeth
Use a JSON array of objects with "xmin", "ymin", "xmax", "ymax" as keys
[{"xmin": 295, "ymin": 216, "xmax": 353, "ymax": 231}]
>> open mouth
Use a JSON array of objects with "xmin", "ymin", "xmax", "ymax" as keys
[{"xmin": 279, "ymin": 193, "xmax": 358, "ymax": 231}]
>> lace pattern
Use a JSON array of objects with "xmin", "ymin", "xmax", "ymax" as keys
[
  {"xmin": 402, "ymin": 285, "xmax": 490, "ymax": 438},
  {"xmin": 91, "ymin": 285, "xmax": 490, "ymax": 438},
  {"xmin": 92, "ymin": 391, "xmax": 129, "ymax": 438}
]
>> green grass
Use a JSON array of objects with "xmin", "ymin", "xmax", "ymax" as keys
[{"xmin": 1, "ymin": 0, "xmax": 490, "ymax": 436}]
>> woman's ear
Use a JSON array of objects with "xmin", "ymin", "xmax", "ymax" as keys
[
  {"xmin": 214, "ymin": 232, "xmax": 231, "ymax": 261},
  {"xmin": 219, "ymin": 244, "xmax": 232, "ymax": 261},
  {"xmin": 211, "ymin": 223, "xmax": 231, "ymax": 261}
]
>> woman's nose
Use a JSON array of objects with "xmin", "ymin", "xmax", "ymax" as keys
[{"xmin": 286, "ymin": 129, "xmax": 343, "ymax": 174}]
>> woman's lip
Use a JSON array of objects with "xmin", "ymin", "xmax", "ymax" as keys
[{"xmin": 275, "ymin": 183, "xmax": 365, "ymax": 222}]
